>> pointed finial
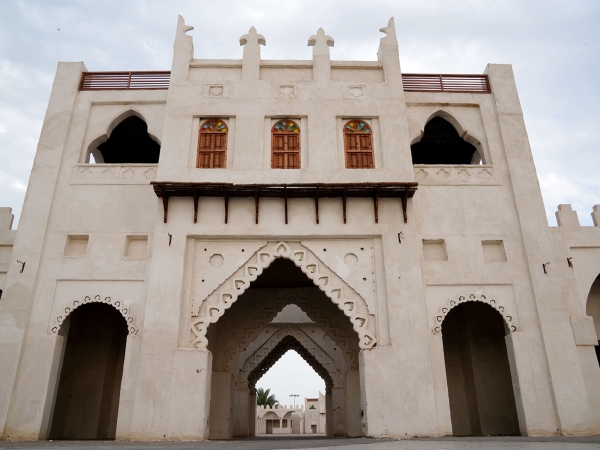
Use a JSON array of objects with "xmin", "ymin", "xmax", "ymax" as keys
[
  {"xmin": 308, "ymin": 27, "xmax": 334, "ymax": 48},
  {"xmin": 177, "ymin": 15, "xmax": 194, "ymax": 35},
  {"xmin": 379, "ymin": 17, "xmax": 397, "ymax": 43},
  {"xmin": 240, "ymin": 26, "xmax": 266, "ymax": 47}
]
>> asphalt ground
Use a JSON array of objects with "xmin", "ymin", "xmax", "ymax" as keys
[{"xmin": 2, "ymin": 436, "xmax": 600, "ymax": 450}]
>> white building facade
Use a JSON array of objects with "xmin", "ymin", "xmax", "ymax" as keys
[
  {"xmin": 255, "ymin": 392, "xmax": 326, "ymax": 435},
  {"xmin": 1, "ymin": 15, "xmax": 600, "ymax": 441}
]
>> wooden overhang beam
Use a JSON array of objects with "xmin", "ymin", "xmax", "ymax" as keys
[{"xmin": 151, "ymin": 181, "xmax": 418, "ymax": 224}]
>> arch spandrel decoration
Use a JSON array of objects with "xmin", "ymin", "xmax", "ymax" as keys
[
  {"xmin": 236, "ymin": 327, "xmax": 342, "ymax": 388},
  {"xmin": 50, "ymin": 294, "xmax": 138, "ymax": 335},
  {"xmin": 432, "ymin": 292, "xmax": 519, "ymax": 335},
  {"xmin": 190, "ymin": 241, "xmax": 376, "ymax": 349},
  {"xmin": 219, "ymin": 291, "xmax": 358, "ymax": 372}
]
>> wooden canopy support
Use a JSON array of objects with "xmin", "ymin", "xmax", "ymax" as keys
[{"xmin": 151, "ymin": 181, "xmax": 418, "ymax": 225}]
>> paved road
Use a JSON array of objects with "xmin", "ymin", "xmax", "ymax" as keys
[{"xmin": 2, "ymin": 437, "xmax": 600, "ymax": 450}]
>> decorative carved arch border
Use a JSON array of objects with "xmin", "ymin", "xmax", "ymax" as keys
[
  {"xmin": 220, "ymin": 291, "xmax": 358, "ymax": 372},
  {"xmin": 432, "ymin": 292, "xmax": 519, "ymax": 335},
  {"xmin": 236, "ymin": 327, "xmax": 342, "ymax": 388},
  {"xmin": 191, "ymin": 241, "xmax": 376, "ymax": 349},
  {"xmin": 246, "ymin": 336, "xmax": 335, "ymax": 390},
  {"xmin": 50, "ymin": 294, "xmax": 138, "ymax": 335}
]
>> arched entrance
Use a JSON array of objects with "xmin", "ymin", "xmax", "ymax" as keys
[
  {"xmin": 586, "ymin": 275, "xmax": 600, "ymax": 364},
  {"xmin": 199, "ymin": 243, "xmax": 370, "ymax": 440},
  {"xmin": 49, "ymin": 303, "xmax": 128, "ymax": 439},
  {"xmin": 441, "ymin": 302, "xmax": 520, "ymax": 436}
]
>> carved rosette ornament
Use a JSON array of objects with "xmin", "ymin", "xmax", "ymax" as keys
[
  {"xmin": 432, "ymin": 292, "xmax": 519, "ymax": 335},
  {"xmin": 190, "ymin": 241, "xmax": 376, "ymax": 349},
  {"xmin": 51, "ymin": 294, "xmax": 138, "ymax": 335}
]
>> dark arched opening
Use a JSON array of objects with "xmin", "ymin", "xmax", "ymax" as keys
[
  {"xmin": 442, "ymin": 302, "xmax": 520, "ymax": 436},
  {"xmin": 49, "ymin": 303, "xmax": 128, "ymax": 440},
  {"xmin": 585, "ymin": 274, "xmax": 600, "ymax": 365},
  {"xmin": 411, "ymin": 117, "xmax": 478, "ymax": 164},
  {"xmin": 96, "ymin": 116, "xmax": 160, "ymax": 164}
]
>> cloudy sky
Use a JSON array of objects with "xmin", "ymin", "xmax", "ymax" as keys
[{"xmin": 1, "ymin": 0, "xmax": 599, "ymax": 403}]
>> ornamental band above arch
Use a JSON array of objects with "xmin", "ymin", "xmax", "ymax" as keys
[
  {"xmin": 190, "ymin": 241, "xmax": 377, "ymax": 349},
  {"xmin": 51, "ymin": 294, "xmax": 138, "ymax": 335},
  {"xmin": 431, "ymin": 292, "xmax": 519, "ymax": 335}
]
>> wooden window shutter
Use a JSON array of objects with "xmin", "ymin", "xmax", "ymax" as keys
[
  {"xmin": 197, "ymin": 119, "xmax": 228, "ymax": 168},
  {"xmin": 343, "ymin": 120, "xmax": 374, "ymax": 169},
  {"xmin": 271, "ymin": 120, "xmax": 300, "ymax": 169}
]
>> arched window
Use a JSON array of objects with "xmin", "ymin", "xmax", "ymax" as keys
[
  {"xmin": 271, "ymin": 120, "xmax": 300, "ymax": 169},
  {"xmin": 197, "ymin": 119, "xmax": 228, "ymax": 168},
  {"xmin": 411, "ymin": 117, "xmax": 478, "ymax": 164},
  {"xmin": 96, "ymin": 116, "xmax": 160, "ymax": 164},
  {"xmin": 343, "ymin": 120, "xmax": 374, "ymax": 169}
]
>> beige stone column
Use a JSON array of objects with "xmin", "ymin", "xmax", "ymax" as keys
[
  {"xmin": 428, "ymin": 333, "xmax": 452, "ymax": 436},
  {"xmin": 208, "ymin": 371, "xmax": 233, "ymax": 439},
  {"xmin": 332, "ymin": 386, "xmax": 346, "ymax": 437},
  {"xmin": 232, "ymin": 387, "xmax": 250, "ymax": 437},
  {"xmin": 487, "ymin": 63, "xmax": 594, "ymax": 435},
  {"xmin": 345, "ymin": 370, "xmax": 362, "ymax": 437},
  {"xmin": 248, "ymin": 389, "xmax": 257, "ymax": 437},
  {"xmin": 166, "ymin": 349, "xmax": 212, "ymax": 439},
  {"xmin": 0, "ymin": 62, "xmax": 85, "ymax": 440},
  {"xmin": 325, "ymin": 388, "xmax": 333, "ymax": 437}
]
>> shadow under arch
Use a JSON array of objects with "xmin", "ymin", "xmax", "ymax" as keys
[
  {"xmin": 191, "ymin": 241, "xmax": 376, "ymax": 349},
  {"xmin": 411, "ymin": 110, "xmax": 484, "ymax": 165},
  {"xmin": 440, "ymin": 301, "xmax": 521, "ymax": 437},
  {"xmin": 49, "ymin": 302, "xmax": 128, "ymax": 440},
  {"xmin": 86, "ymin": 109, "xmax": 161, "ymax": 164}
]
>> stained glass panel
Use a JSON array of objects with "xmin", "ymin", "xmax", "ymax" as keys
[
  {"xmin": 201, "ymin": 119, "xmax": 228, "ymax": 133},
  {"xmin": 344, "ymin": 120, "xmax": 371, "ymax": 133},
  {"xmin": 273, "ymin": 120, "xmax": 300, "ymax": 133}
]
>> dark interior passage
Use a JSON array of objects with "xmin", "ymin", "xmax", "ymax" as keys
[
  {"xmin": 96, "ymin": 116, "xmax": 160, "ymax": 163},
  {"xmin": 50, "ymin": 303, "xmax": 128, "ymax": 440},
  {"xmin": 411, "ymin": 117, "xmax": 478, "ymax": 164},
  {"xmin": 442, "ymin": 302, "xmax": 520, "ymax": 436}
]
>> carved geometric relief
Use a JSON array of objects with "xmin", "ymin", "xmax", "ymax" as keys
[
  {"xmin": 217, "ymin": 291, "xmax": 358, "ymax": 372},
  {"xmin": 190, "ymin": 241, "xmax": 377, "ymax": 350},
  {"xmin": 236, "ymin": 327, "xmax": 342, "ymax": 388},
  {"xmin": 301, "ymin": 239, "xmax": 377, "ymax": 315},
  {"xmin": 413, "ymin": 165, "xmax": 499, "ymax": 186},
  {"xmin": 431, "ymin": 292, "xmax": 519, "ymax": 335},
  {"xmin": 71, "ymin": 164, "xmax": 157, "ymax": 185},
  {"xmin": 191, "ymin": 240, "xmax": 267, "ymax": 311}
]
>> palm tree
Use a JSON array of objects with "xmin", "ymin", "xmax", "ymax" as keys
[{"xmin": 256, "ymin": 387, "xmax": 279, "ymax": 408}]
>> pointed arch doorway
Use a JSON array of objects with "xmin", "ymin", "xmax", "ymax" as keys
[{"xmin": 202, "ymin": 250, "xmax": 368, "ymax": 440}]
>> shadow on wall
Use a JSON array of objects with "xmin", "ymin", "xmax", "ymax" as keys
[{"xmin": 91, "ymin": 116, "xmax": 160, "ymax": 164}]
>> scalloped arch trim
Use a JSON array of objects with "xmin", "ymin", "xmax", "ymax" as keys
[
  {"xmin": 51, "ymin": 294, "xmax": 138, "ymax": 335},
  {"xmin": 191, "ymin": 241, "xmax": 376, "ymax": 349},
  {"xmin": 432, "ymin": 292, "xmax": 519, "ymax": 335}
]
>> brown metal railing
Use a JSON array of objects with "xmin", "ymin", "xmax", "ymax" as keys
[
  {"xmin": 79, "ymin": 71, "xmax": 490, "ymax": 93},
  {"xmin": 401, "ymin": 73, "xmax": 490, "ymax": 93},
  {"xmin": 79, "ymin": 71, "xmax": 170, "ymax": 90}
]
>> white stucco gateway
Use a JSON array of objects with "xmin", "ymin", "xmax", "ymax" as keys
[{"xmin": 0, "ymin": 14, "xmax": 600, "ymax": 441}]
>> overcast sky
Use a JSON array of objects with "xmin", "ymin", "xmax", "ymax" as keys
[{"xmin": 1, "ymin": 0, "xmax": 599, "ymax": 403}]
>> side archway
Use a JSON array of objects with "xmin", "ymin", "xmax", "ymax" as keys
[{"xmin": 440, "ymin": 301, "xmax": 521, "ymax": 436}]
